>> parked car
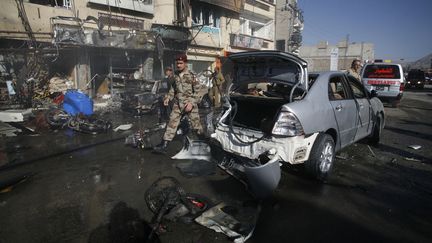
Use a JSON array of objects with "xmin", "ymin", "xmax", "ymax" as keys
[
  {"xmin": 406, "ymin": 69, "xmax": 426, "ymax": 89},
  {"xmin": 211, "ymin": 51, "xmax": 385, "ymax": 197},
  {"xmin": 361, "ymin": 62, "xmax": 404, "ymax": 107}
]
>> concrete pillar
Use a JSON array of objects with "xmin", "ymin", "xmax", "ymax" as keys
[
  {"xmin": 73, "ymin": 50, "xmax": 90, "ymax": 91},
  {"xmin": 143, "ymin": 54, "xmax": 153, "ymax": 80}
]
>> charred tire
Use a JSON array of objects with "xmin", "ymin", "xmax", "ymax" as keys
[
  {"xmin": 369, "ymin": 114, "xmax": 382, "ymax": 145},
  {"xmin": 45, "ymin": 108, "xmax": 70, "ymax": 127},
  {"xmin": 305, "ymin": 133, "xmax": 335, "ymax": 181}
]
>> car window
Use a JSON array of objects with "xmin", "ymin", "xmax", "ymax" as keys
[
  {"xmin": 347, "ymin": 76, "xmax": 367, "ymax": 98},
  {"xmin": 407, "ymin": 70, "xmax": 425, "ymax": 80},
  {"xmin": 328, "ymin": 76, "xmax": 348, "ymax": 100},
  {"xmin": 363, "ymin": 64, "xmax": 401, "ymax": 79}
]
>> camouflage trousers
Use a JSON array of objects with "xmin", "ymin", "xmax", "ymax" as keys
[
  {"xmin": 163, "ymin": 103, "xmax": 203, "ymax": 141},
  {"xmin": 209, "ymin": 86, "xmax": 222, "ymax": 108}
]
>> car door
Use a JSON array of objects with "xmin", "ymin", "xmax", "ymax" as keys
[
  {"xmin": 328, "ymin": 75, "xmax": 358, "ymax": 147},
  {"xmin": 346, "ymin": 75, "xmax": 372, "ymax": 140}
]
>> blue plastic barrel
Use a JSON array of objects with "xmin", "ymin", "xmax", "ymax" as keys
[{"xmin": 63, "ymin": 90, "xmax": 93, "ymax": 116}]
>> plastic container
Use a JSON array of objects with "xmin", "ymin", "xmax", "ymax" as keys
[{"xmin": 63, "ymin": 90, "xmax": 94, "ymax": 116}]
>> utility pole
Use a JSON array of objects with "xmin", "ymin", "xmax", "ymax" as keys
[{"xmin": 343, "ymin": 34, "xmax": 349, "ymax": 69}]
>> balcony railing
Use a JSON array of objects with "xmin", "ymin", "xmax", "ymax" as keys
[{"xmin": 230, "ymin": 33, "xmax": 269, "ymax": 50}]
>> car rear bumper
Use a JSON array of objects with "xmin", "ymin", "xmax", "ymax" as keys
[
  {"xmin": 210, "ymin": 125, "xmax": 318, "ymax": 197},
  {"xmin": 212, "ymin": 124, "xmax": 318, "ymax": 164}
]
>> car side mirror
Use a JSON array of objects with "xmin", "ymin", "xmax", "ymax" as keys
[{"xmin": 370, "ymin": 90, "xmax": 378, "ymax": 98}]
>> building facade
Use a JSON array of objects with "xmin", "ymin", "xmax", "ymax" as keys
[
  {"xmin": 1, "ymin": 0, "xmax": 160, "ymax": 96},
  {"xmin": 0, "ymin": 0, "xmax": 281, "ymax": 97},
  {"xmin": 275, "ymin": 0, "xmax": 303, "ymax": 55},
  {"xmin": 299, "ymin": 40, "xmax": 375, "ymax": 72},
  {"xmin": 187, "ymin": 0, "xmax": 276, "ymax": 73}
]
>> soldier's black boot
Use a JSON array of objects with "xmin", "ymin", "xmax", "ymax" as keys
[{"xmin": 153, "ymin": 140, "xmax": 169, "ymax": 154}]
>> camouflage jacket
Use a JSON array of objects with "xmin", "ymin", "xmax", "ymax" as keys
[{"xmin": 166, "ymin": 68, "xmax": 201, "ymax": 108}]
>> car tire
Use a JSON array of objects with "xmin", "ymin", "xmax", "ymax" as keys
[
  {"xmin": 305, "ymin": 133, "xmax": 335, "ymax": 181},
  {"xmin": 369, "ymin": 114, "xmax": 382, "ymax": 145}
]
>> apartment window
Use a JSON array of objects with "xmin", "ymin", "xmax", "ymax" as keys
[
  {"xmin": 240, "ymin": 17, "xmax": 273, "ymax": 40},
  {"xmin": 192, "ymin": 3, "xmax": 221, "ymax": 27},
  {"xmin": 276, "ymin": 40, "xmax": 286, "ymax": 51},
  {"xmin": 29, "ymin": 0, "xmax": 72, "ymax": 9}
]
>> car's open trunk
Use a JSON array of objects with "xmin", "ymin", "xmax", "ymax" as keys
[{"xmin": 226, "ymin": 95, "xmax": 287, "ymax": 133}]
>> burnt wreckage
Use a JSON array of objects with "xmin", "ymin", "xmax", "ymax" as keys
[{"xmin": 0, "ymin": 11, "xmax": 194, "ymax": 112}]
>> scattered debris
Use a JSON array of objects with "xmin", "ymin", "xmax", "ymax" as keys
[
  {"xmin": 113, "ymin": 123, "xmax": 133, "ymax": 132},
  {"xmin": 67, "ymin": 116, "xmax": 112, "ymax": 134},
  {"xmin": 172, "ymin": 136, "xmax": 211, "ymax": 161},
  {"xmin": 125, "ymin": 124, "xmax": 165, "ymax": 149},
  {"xmin": 0, "ymin": 172, "xmax": 34, "ymax": 193},
  {"xmin": 145, "ymin": 177, "xmax": 211, "ymax": 238},
  {"xmin": 408, "ymin": 145, "xmax": 422, "ymax": 150},
  {"xmin": 387, "ymin": 158, "xmax": 398, "ymax": 167},
  {"xmin": 367, "ymin": 145, "xmax": 376, "ymax": 158},
  {"xmin": 336, "ymin": 152, "xmax": 349, "ymax": 160},
  {"xmin": 0, "ymin": 109, "xmax": 32, "ymax": 122},
  {"xmin": 405, "ymin": 157, "xmax": 421, "ymax": 162},
  {"xmin": 48, "ymin": 76, "xmax": 74, "ymax": 93},
  {"xmin": 195, "ymin": 201, "xmax": 260, "ymax": 243},
  {"xmin": 93, "ymin": 102, "xmax": 109, "ymax": 111},
  {"xmin": 0, "ymin": 121, "xmax": 22, "ymax": 136},
  {"xmin": 45, "ymin": 107, "xmax": 112, "ymax": 134},
  {"xmin": 176, "ymin": 159, "xmax": 216, "ymax": 178}
]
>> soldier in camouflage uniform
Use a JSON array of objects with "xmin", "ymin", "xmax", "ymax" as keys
[{"xmin": 153, "ymin": 53, "xmax": 203, "ymax": 153}]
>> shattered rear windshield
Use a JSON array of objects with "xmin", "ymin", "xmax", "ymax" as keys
[
  {"xmin": 234, "ymin": 57, "xmax": 301, "ymax": 83},
  {"xmin": 363, "ymin": 65, "xmax": 401, "ymax": 79}
]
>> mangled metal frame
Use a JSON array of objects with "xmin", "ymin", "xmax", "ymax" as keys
[{"xmin": 50, "ymin": 16, "xmax": 157, "ymax": 51}]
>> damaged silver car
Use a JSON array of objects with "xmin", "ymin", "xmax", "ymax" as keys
[{"xmin": 211, "ymin": 51, "xmax": 385, "ymax": 197}]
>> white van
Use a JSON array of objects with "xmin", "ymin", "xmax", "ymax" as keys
[{"xmin": 361, "ymin": 62, "xmax": 404, "ymax": 107}]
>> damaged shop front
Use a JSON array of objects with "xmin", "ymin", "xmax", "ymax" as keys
[
  {"xmin": 0, "ymin": 15, "xmax": 161, "ymax": 110},
  {"xmin": 51, "ymin": 16, "xmax": 158, "ymax": 99}
]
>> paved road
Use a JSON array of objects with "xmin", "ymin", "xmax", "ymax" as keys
[{"xmin": 0, "ymin": 87, "xmax": 431, "ymax": 243}]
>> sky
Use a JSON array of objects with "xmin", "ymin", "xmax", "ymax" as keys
[{"xmin": 297, "ymin": 0, "xmax": 432, "ymax": 62}]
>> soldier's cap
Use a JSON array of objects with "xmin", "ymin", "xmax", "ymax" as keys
[{"xmin": 175, "ymin": 53, "xmax": 188, "ymax": 62}]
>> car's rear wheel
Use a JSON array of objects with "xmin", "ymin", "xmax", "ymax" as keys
[
  {"xmin": 305, "ymin": 133, "xmax": 335, "ymax": 181},
  {"xmin": 369, "ymin": 114, "xmax": 382, "ymax": 145}
]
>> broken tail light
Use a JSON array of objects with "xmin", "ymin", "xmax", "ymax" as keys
[{"xmin": 272, "ymin": 111, "xmax": 304, "ymax": 136}]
